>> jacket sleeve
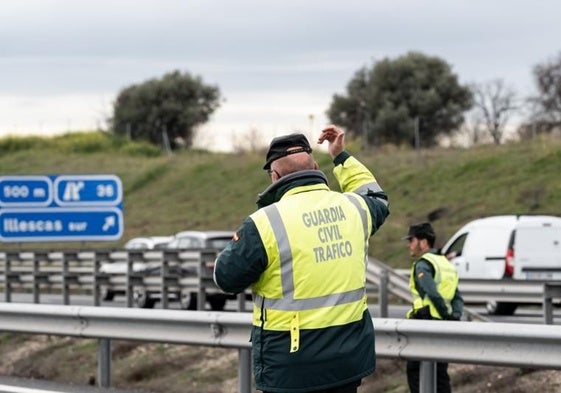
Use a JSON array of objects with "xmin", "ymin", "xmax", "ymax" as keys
[
  {"xmin": 213, "ymin": 217, "xmax": 268, "ymax": 294},
  {"xmin": 332, "ymin": 151, "xmax": 389, "ymax": 235},
  {"xmin": 414, "ymin": 259, "xmax": 451, "ymax": 319},
  {"xmin": 450, "ymin": 288, "xmax": 464, "ymax": 319}
]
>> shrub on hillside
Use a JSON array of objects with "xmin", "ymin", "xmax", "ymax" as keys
[
  {"xmin": 119, "ymin": 142, "xmax": 162, "ymax": 157},
  {"xmin": 51, "ymin": 132, "xmax": 122, "ymax": 153},
  {"xmin": 0, "ymin": 136, "xmax": 45, "ymax": 152}
]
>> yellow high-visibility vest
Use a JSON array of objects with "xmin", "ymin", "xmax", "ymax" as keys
[
  {"xmin": 250, "ymin": 183, "xmax": 372, "ymax": 352},
  {"xmin": 409, "ymin": 252, "xmax": 459, "ymax": 319}
]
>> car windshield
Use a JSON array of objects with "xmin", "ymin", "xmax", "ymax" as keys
[{"xmin": 206, "ymin": 237, "xmax": 231, "ymax": 250}]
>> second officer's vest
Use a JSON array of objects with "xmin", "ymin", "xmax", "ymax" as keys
[
  {"xmin": 409, "ymin": 252, "xmax": 459, "ymax": 319},
  {"xmin": 250, "ymin": 183, "xmax": 372, "ymax": 352}
]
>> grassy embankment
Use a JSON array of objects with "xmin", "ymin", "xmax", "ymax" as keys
[
  {"xmin": 1, "ymin": 131, "xmax": 560, "ymax": 268},
  {"xmin": 1, "ymin": 131, "xmax": 561, "ymax": 392}
]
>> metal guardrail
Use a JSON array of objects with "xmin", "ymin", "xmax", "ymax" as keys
[
  {"xmin": 387, "ymin": 265, "xmax": 559, "ymax": 305},
  {"xmin": 3, "ymin": 251, "xmax": 561, "ymax": 391},
  {"xmin": 371, "ymin": 259, "xmax": 561, "ymax": 303},
  {"xmin": 458, "ymin": 279, "xmax": 549, "ymax": 303},
  {"xmin": 0, "ymin": 249, "xmax": 224, "ymax": 309},
  {"xmin": 367, "ymin": 258, "xmax": 490, "ymax": 322},
  {"xmin": 1, "ymin": 251, "xmax": 559, "ymax": 321},
  {"xmin": 370, "ymin": 258, "xmax": 561, "ymax": 322},
  {"xmin": 1, "ymin": 303, "xmax": 561, "ymax": 393},
  {"xmin": 367, "ymin": 257, "xmax": 412, "ymax": 301}
]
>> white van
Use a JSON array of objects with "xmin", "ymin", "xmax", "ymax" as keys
[{"xmin": 441, "ymin": 215, "xmax": 561, "ymax": 314}]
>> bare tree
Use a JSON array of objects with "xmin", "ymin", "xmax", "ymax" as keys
[
  {"xmin": 516, "ymin": 98, "xmax": 544, "ymax": 140},
  {"xmin": 531, "ymin": 51, "xmax": 561, "ymax": 130},
  {"xmin": 470, "ymin": 79, "xmax": 518, "ymax": 144}
]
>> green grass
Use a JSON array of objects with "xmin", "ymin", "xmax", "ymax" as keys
[{"xmin": 1, "ymin": 132, "xmax": 561, "ymax": 270}]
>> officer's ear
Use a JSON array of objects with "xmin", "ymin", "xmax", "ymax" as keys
[
  {"xmin": 419, "ymin": 238, "xmax": 431, "ymax": 249},
  {"xmin": 270, "ymin": 169, "xmax": 282, "ymax": 182}
]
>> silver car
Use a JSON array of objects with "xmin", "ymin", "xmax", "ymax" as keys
[
  {"xmin": 131, "ymin": 230, "xmax": 234, "ymax": 310},
  {"xmin": 100, "ymin": 236, "xmax": 173, "ymax": 301}
]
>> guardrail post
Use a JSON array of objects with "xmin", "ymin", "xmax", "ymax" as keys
[
  {"xmin": 419, "ymin": 361, "xmax": 436, "ymax": 393},
  {"xmin": 379, "ymin": 269, "xmax": 389, "ymax": 318},
  {"xmin": 544, "ymin": 284, "xmax": 553, "ymax": 325},
  {"xmin": 3, "ymin": 254, "xmax": 12, "ymax": 303},
  {"xmin": 32, "ymin": 253, "xmax": 41, "ymax": 304},
  {"xmin": 197, "ymin": 251, "xmax": 216, "ymax": 310},
  {"xmin": 161, "ymin": 253, "xmax": 169, "ymax": 309},
  {"xmin": 62, "ymin": 252, "xmax": 71, "ymax": 305},
  {"xmin": 98, "ymin": 338, "xmax": 112, "ymax": 388},
  {"xmin": 126, "ymin": 252, "xmax": 137, "ymax": 308},
  {"xmin": 238, "ymin": 348, "xmax": 252, "ymax": 393},
  {"xmin": 543, "ymin": 283, "xmax": 561, "ymax": 325},
  {"xmin": 93, "ymin": 251, "xmax": 108, "ymax": 307},
  {"xmin": 237, "ymin": 293, "xmax": 247, "ymax": 312}
]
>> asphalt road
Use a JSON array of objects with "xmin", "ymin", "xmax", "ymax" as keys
[{"xmin": 0, "ymin": 376, "xmax": 144, "ymax": 393}]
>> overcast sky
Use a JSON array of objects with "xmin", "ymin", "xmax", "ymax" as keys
[{"xmin": 1, "ymin": 0, "xmax": 560, "ymax": 150}]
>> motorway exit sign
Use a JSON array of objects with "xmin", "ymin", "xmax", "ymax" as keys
[{"xmin": 0, "ymin": 175, "xmax": 124, "ymax": 242}]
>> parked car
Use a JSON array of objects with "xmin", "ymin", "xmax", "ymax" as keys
[
  {"xmin": 441, "ymin": 215, "xmax": 561, "ymax": 315},
  {"xmin": 100, "ymin": 236, "xmax": 174, "ymax": 301},
  {"xmin": 133, "ymin": 230, "xmax": 235, "ymax": 310},
  {"xmin": 123, "ymin": 236, "xmax": 174, "ymax": 250},
  {"xmin": 165, "ymin": 230, "xmax": 233, "ymax": 251}
]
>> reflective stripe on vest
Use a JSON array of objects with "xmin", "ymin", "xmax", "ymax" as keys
[
  {"xmin": 353, "ymin": 181, "xmax": 389, "ymax": 208},
  {"xmin": 409, "ymin": 252, "xmax": 459, "ymax": 319}
]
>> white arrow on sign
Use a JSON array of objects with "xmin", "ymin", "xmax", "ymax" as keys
[{"xmin": 102, "ymin": 216, "xmax": 115, "ymax": 231}]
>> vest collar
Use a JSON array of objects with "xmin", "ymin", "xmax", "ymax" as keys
[{"xmin": 257, "ymin": 170, "xmax": 329, "ymax": 208}]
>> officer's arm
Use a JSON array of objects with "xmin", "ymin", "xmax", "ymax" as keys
[
  {"xmin": 214, "ymin": 217, "xmax": 268, "ymax": 294},
  {"xmin": 414, "ymin": 260, "xmax": 450, "ymax": 319},
  {"xmin": 450, "ymin": 288, "xmax": 464, "ymax": 319},
  {"xmin": 332, "ymin": 151, "xmax": 389, "ymax": 235}
]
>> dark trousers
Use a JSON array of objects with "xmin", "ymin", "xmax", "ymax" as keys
[
  {"xmin": 406, "ymin": 360, "xmax": 451, "ymax": 393},
  {"xmin": 263, "ymin": 380, "xmax": 360, "ymax": 393}
]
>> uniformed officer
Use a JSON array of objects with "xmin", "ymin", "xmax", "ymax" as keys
[
  {"xmin": 214, "ymin": 125, "xmax": 389, "ymax": 393},
  {"xmin": 404, "ymin": 222, "xmax": 464, "ymax": 393}
]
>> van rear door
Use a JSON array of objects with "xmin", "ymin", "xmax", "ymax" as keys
[
  {"xmin": 514, "ymin": 222, "xmax": 561, "ymax": 280},
  {"xmin": 443, "ymin": 226, "xmax": 510, "ymax": 279}
]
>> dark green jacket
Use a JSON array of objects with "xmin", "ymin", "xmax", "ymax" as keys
[{"xmin": 214, "ymin": 151, "xmax": 389, "ymax": 392}]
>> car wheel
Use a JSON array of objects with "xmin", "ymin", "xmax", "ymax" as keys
[
  {"xmin": 180, "ymin": 290, "xmax": 197, "ymax": 310},
  {"xmin": 133, "ymin": 288, "xmax": 156, "ymax": 309},
  {"xmin": 208, "ymin": 295, "xmax": 227, "ymax": 311},
  {"xmin": 101, "ymin": 286, "xmax": 115, "ymax": 301},
  {"xmin": 486, "ymin": 301, "xmax": 517, "ymax": 316}
]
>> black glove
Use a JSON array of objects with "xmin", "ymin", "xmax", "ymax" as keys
[{"xmin": 412, "ymin": 306, "xmax": 432, "ymax": 320}]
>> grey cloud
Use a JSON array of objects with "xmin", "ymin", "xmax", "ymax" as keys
[{"xmin": 1, "ymin": 0, "xmax": 561, "ymax": 134}]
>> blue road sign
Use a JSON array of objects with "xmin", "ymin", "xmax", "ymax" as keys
[
  {"xmin": 54, "ymin": 174, "xmax": 123, "ymax": 206},
  {"xmin": 0, "ymin": 175, "xmax": 53, "ymax": 207},
  {"xmin": 0, "ymin": 208, "xmax": 123, "ymax": 242},
  {"xmin": 0, "ymin": 174, "xmax": 124, "ymax": 242}
]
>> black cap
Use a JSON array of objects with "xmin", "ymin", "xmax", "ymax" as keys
[
  {"xmin": 263, "ymin": 133, "xmax": 312, "ymax": 170},
  {"xmin": 402, "ymin": 222, "xmax": 435, "ymax": 241}
]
